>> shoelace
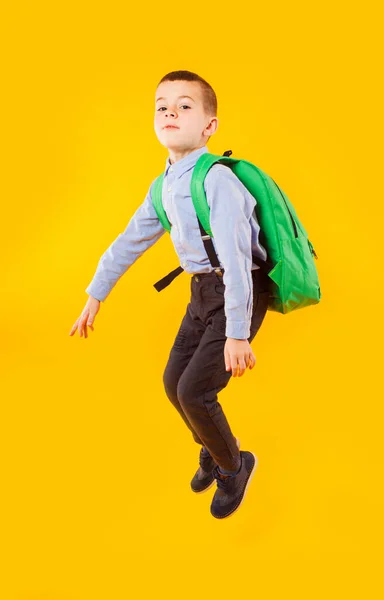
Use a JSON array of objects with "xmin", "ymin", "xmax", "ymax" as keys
[
  {"xmin": 214, "ymin": 468, "xmax": 231, "ymax": 491},
  {"xmin": 199, "ymin": 448, "xmax": 214, "ymax": 469}
]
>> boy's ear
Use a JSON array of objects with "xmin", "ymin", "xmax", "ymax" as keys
[{"xmin": 205, "ymin": 116, "xmax": 219, "ymax": 136}]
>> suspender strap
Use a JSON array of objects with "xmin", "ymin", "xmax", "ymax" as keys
[
  {"xmin": 153, "ymin": 214, "xmax": 273, "ymax": 291},
  {"xmin": 153, "ymin": 265, "xmax": 184, "ymax": 292},
  {"xmin": 198, "ymin": 219, "xmax": 221, "ymax": 271}
]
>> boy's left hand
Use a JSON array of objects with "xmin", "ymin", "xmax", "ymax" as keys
[{"xmin": 224, "ymin": 338, "xmax": 256, "ymax": 377}]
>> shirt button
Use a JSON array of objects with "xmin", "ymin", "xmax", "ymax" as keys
[
  {"xmin": 170, "ymin": 167, "xmax": 173, "ymax": 172},
  {"xmin": 182, "ymin": 262, "xmax": 187, "ymax": 267},
  {"xmin": 168, "ymin": 185, "xmax": 171, "ymax": 192}
]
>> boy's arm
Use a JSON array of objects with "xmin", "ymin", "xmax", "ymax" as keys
[
  {"xmin": 85, "ymin": 181, "xmax": 166, "ymax": 301},
  {"xmin": 205, "ymin": 165, "xmax": 255, "ymax": 340}
]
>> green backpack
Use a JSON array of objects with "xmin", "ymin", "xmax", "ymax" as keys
[{"xmin": 151, "ymin": 149, "xmax": 321, "ymax": 314}]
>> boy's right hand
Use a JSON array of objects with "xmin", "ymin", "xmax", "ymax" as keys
[{"xmin": 69, "ymin": 296, "xmax": 101, "ymax": 338}]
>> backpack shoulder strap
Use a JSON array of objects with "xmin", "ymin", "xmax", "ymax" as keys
[
  {"xmin": 191, "ymin": 152, "xmax": 275, "ymax": 276},
  {"xmin": 190, "ymin": 153, "xmax": 240, "ymax": 236},
  {"xmin": 151, "ymin": 173, "xmax": 171, "ymax": 232}
]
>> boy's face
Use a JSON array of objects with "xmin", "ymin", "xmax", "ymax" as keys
[{"xmin": 154, "ymin": 80, "xmax": 218, "ymax": 155}]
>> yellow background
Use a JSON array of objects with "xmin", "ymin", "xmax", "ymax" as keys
[{"xmin": 1, "ymin": 1, "xmax": 383, "ymax": 598}]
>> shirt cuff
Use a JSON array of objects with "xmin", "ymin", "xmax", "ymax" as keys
[
  {"xmin": 226, "ymin": 320, "xmax": 250, "ymax": 340},
  {"xmin": 85, "ymin": 282, "xmax": 111, "ymax": 302}
]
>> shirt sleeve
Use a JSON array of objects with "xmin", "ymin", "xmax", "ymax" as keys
[
  {"xmin": 204, "ymin": 165, "xmax": 255, "ymax": 340},
  {"xmin": 85, "ymin": 180, "xmax": 166, "ymax": 301}
]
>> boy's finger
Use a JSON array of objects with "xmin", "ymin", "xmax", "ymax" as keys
[
  {"xmin": 83, "ymin": 317, "xmax": 89, "ymax": 338},
  {"xmin": 224, "ymin": 346, "xmax": 230, "ymax": 371},
  {"xmin": 238, "ymin": 359, "xmax": 246, "ymax": 377},
  {"xmin": 69, "ymin": 324, "xmax": 77, "ymax": 336},
  {"xmin": 69, "ymin": 319, "xmax": 80, "ymax": 336},
  {"xmin": 78, "ymin": 317, "xmax": 85, "ymax": 337}
]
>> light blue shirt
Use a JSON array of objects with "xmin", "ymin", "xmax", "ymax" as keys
[{"xmin": 85, "ymin": 145, "xmax": 268, "ymax": 339}]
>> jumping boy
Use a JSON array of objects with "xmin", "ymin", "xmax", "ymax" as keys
[{"xmin": 69, "ymin": 70, "xmax": 271, "ymax": 519}]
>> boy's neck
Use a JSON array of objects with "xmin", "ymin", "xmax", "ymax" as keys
[{"xmin": 168, "ymin": 144, "xmax": 206, "ymax": 165}]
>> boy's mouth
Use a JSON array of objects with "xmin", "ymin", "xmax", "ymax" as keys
[{"xmin": 163, "ymin": 125, "xmax": 179, "ymax": 129}]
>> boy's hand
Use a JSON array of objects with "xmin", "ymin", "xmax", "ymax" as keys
[
  {"xmin": 224, "ymin": 338, "xmax": 256, "ymax": 377},
  {"xmin": 69, "ymin": 296, "xmax": 101, "ymax": 338}
]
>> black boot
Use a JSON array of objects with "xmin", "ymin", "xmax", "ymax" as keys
[{"xmin": 190, "ymin": 438, "xmax": 240, "ymax": 494}]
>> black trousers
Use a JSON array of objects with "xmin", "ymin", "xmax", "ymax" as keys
[{"xmin": 163, "ymin": 268, "xmax": 270, "ymax": 471}]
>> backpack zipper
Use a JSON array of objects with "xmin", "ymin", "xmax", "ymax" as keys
[
  {"xmin": 308, "ymin": 239, "xmax": 319, "ymax": 259},
  {"xmin": 272, "ymin": 179, "xmax": 298, "ymax": 238}
]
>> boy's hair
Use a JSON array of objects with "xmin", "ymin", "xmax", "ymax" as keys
[{"xmin": 157, "ymin": 70, "xmax": 217, "ymax": 118}]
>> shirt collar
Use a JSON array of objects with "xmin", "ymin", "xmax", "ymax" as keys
[{"xmin": 164, "ymin": 145, "xmax": 209, "ymax": 179}]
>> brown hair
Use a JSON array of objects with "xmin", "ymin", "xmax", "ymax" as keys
[{"xmin": 157, "ymin": 70, "xmax": 217, "ymax": 117}]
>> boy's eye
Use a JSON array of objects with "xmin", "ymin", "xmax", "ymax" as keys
[{"xmin": 157, "ymin": 105, "xmax": 191, "ymax": 111}]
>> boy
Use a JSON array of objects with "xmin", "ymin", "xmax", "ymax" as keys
[{"xmin": 69, "ymin": 70, "xmax": 270, "ymax": 519}]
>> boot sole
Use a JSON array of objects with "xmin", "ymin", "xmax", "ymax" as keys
[{"xmin": 210, "ymin": 452, "xmax": 258, "ymax": 519}]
